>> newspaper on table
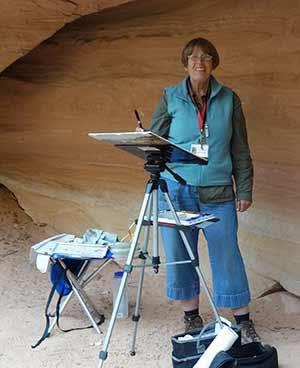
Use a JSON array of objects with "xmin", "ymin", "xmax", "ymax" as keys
[{"xmin": 30, "ymin": 229, "xmax": 118, "ymax": 273}]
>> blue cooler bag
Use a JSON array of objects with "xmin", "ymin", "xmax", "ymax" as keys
[{"xmin": 171, "ymin": 323, "xmax": 241, "ymax": 368}]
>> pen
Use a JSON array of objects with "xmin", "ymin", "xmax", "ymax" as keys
[{"xmin": 134, "ymin": 109, "xmax": 144, "ymax": 130}]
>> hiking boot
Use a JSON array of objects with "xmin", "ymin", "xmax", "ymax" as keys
[
  {"xmin": 184, "ymin": 315, "xmax": 203, "ymax": 333},
  {"xmin": 239, "ymin": 320, "xmax": 261, "ymax": 344}
]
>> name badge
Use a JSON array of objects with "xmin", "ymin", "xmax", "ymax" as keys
[{"xmin": 191, "ymin": 144, "xmax": 209, "ymax": 159}]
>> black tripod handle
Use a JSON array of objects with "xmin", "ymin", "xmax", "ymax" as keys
[{"xmin": 164, "ymin": 165, "xmax": 186, "ymax": 185}]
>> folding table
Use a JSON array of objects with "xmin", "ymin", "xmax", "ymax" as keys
[
  {"xmin": 30, "ymin": 231, "xmax": 123, "ymax": 347},
  {"xmin": 47, "ymin": 255, "xmax": 113, "ymax": 336}
]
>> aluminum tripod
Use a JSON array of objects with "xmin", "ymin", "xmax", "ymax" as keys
[{"xmin": 97, "ymin": 155, "xmax": 223, "ymax": 368}]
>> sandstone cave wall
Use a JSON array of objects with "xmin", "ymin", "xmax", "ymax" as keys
[
  {"xmin": 0, "ymin": 0, "xmax": 299, "ymax": 296},
  {"xmin": 0, "ymin": 0, "xmax": 134, "ymax": 74}
]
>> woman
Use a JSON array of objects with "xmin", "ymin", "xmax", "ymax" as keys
[{"xmin": 149, "ymin": 37, "xmax": 260, "ymax": 344}]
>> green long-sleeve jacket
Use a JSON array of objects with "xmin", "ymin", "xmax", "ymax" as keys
[{"xmin": 149, "ymin": 77, "xmax": 253, "ymax": 203}]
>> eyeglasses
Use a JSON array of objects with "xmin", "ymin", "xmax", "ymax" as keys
[{"xmin": 188, "ymin": 54, "xmax": 213, "ymax": 63}]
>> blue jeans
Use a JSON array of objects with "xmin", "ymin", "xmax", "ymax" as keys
[{"xmin": 158, "ymin": 177, "xmax": 250, "ymax": 309}]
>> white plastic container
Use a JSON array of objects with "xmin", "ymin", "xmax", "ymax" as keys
[{"xmin": 112, "ymin": 271, "xmax": 129, "ymax": 319}]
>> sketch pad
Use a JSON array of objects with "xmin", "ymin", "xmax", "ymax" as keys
[{"xmin": 88, "ymin": 131, "xmax": 208, "ymax": 164}]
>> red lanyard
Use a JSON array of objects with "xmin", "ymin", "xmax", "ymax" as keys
[{"xmin": 197, "ymin": 102, "xmax": 207, "ymax": 134}]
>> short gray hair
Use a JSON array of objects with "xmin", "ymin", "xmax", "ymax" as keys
[{"xmin": 181, "ymin": 37, "xmax": 220, "ymax": 69}]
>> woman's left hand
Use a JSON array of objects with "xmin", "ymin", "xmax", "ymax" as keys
[{"xmin": 236, "ymin": 200, "xmax": 252, "ymax": 212}]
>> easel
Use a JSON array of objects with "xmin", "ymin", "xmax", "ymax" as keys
[{"xmin": 88, "ymin": 131, "xmax": 224, "ymax": 368}]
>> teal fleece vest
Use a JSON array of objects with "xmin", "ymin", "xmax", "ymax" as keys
[{"xmin": 163, "ymin": 76, "xmax": 234, "ymax": 186}]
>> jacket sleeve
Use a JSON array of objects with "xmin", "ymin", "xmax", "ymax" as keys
[
  {"xmin": 149, "ymin": 90, "xmax": 172, "ymax": 138},
  {"xmin": 231, "ymin": 92, "xmax": 254, "ymax": 201}
]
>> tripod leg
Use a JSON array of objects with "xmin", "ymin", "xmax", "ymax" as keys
[
  {"xmin": 151, "ymin": 188, "xmax": 160, "ymax": 273},
  {"xmin": 97, "ymin": 182, "xmax": 154, "ymax": 368},
  {"xmin": 159, "ymin": 179, "xmax": 223, "ymax": 329},
  {"xmin": 129, "ymin": 194, "xmax": 152, "ymax": 355}
]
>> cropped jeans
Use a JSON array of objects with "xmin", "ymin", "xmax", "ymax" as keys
[{"xmin": 158, "ymin": 177, "xmax": 250, "ymax": 309}]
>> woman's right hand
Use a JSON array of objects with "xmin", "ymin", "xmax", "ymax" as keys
[{"xmin": 136, "ymin": 126, "xmax": 146, "ymax": 132}]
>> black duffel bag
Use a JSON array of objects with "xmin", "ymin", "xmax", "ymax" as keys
[
  {"xmin": 229, "ymin": 342, "xmax": 278, "ymax": 368},
  {"xmin": 208, "ymin": 342, "xmax": 279, "ymax": 368},
  {"xmin": 171, "ymin": 324, "xmax": 278, "ymax": 368},
  {"xmin": 172, "ymin": 340, "xmax": 278, "ymax": 368}
]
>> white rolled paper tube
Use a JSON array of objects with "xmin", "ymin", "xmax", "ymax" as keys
[{"xmin": 193, "ymin": 325, "xmax": 238, "ymax": 368}]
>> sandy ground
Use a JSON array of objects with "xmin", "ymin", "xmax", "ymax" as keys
[{"xmin": 1, "ymin": 184, "xmax": 300, "ymax": 368}]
